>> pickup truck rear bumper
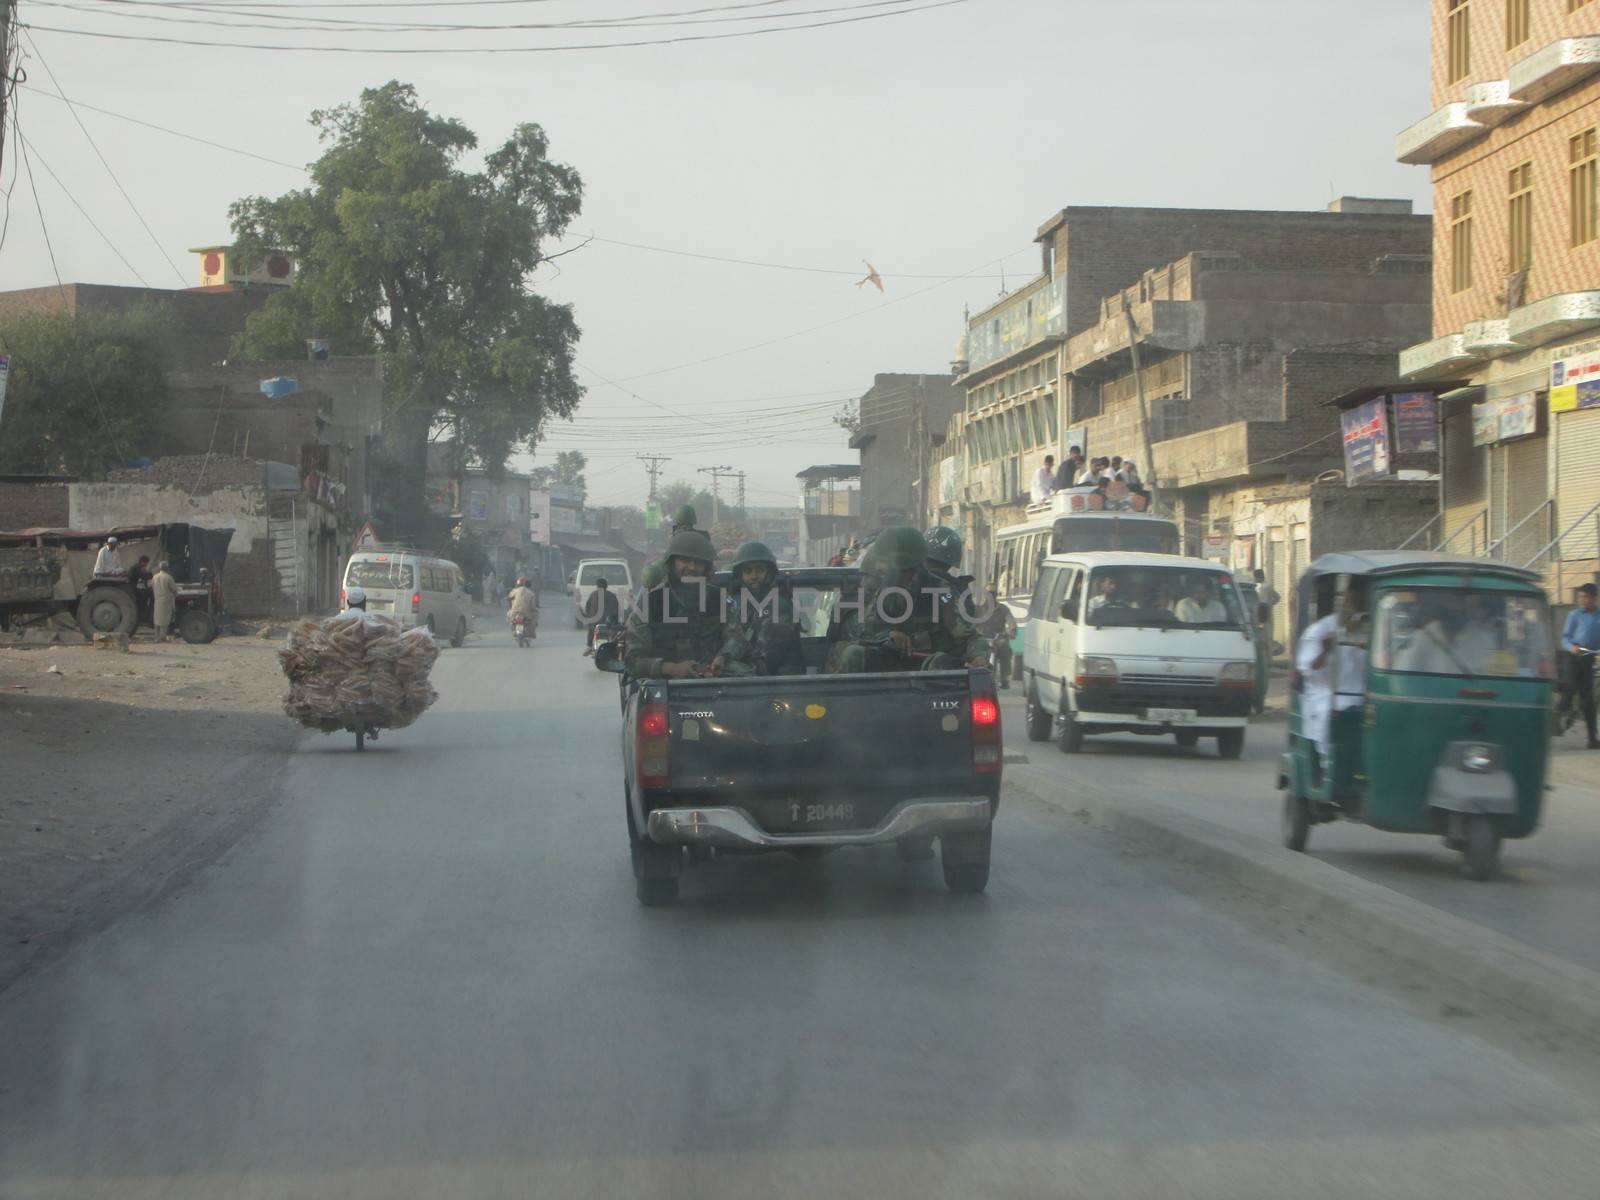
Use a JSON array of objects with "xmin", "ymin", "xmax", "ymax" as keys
[{"xmin": 646, "ymin": 798, "xmax": 993, "ymax": 850}]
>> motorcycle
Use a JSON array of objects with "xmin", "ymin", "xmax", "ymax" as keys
[
  {"xmin": 591, "ymin": 621, "xmax": 625, "ymax": 671},
  {"xmin": 512, "ymin": 612, "xmax": 531, "ymax": 648}
]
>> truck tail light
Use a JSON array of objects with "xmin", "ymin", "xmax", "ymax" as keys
[
  {"xmin": 971, "ymin": 691, "xmax": 1002, "ymax": 774},
  {"xmin": 340, "ymin": 588, "xmax": 347, "ymax": 607},
  {"xmin": 411, "ymin": 592, "xmax": 421, "ymax": 613},
  {"xmin": 637, "ymin": 702, "xmax": 671, "ymax": 788}
]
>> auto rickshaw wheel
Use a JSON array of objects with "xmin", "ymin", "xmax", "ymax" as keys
[
  {"xmin": 1282, "ymin": 793, "xmax": 1311, "ymax": 852},
  {"xmin": 1461, "ymin": 815, "xmax": 1502, "ymax": 882}
]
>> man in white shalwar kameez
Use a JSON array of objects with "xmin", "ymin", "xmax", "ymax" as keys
[{"xmin": 1296, "ymin": 582, "xmax": 1367, "ymax": 771}]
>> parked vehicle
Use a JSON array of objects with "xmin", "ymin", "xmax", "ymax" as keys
[
  {"xmin": 0, "ymin": 523, "xmax": 231, "ymax": 642},
  {"xmin": 1021, "ymin": 552, "xmax": 1256, "ymax": 757},
  {"xmin": 572, "ymin": 558, "xmax": 632, "ymax": 628},
  {"xmin": 342, "ymin": 551, "xmax": 470, "ymax": 647},
  {"xmin": 603, "ymin": 566, "xmax": 1002, "ymax": 905},
  {"xmin": 1279, "ymin": 552, "xmax": 1554, "ymax": 881}
]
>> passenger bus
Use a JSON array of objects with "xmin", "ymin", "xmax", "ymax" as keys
[{"xmin": 991, "ymin": 490, "xmax": 1181, "ymax": 643}]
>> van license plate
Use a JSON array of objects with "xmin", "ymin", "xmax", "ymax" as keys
[{"xmin": 1146, "ymin": 708, "xmax": 1196, "ymax": 724}]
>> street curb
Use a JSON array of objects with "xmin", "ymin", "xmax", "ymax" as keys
[{"xmin": 1005, "ymin": 764, "xmax": 1600, "ymax": 1047}]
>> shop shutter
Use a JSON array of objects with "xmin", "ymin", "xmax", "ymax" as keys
[
  {"xmin": 1555, "ymin": 409, "xmax": 1600, "ymax": 561},
  {"xmin": 1500, "ymin": 434, "xmax": 1550, "ymax": 566}
]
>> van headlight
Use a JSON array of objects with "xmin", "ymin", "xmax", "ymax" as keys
[
  {"xmin": 1461, "ymin": 744, "xmax": 1496, "ymax": 773},
  {"xmin": 1219, "ymin": 661, "xmax": 1254, "ymax": 686},
  {"xmin": 1074, "ymin": 655, "xmax": 1118, "ymax": 685}
]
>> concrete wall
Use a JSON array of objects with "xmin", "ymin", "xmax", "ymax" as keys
[{"xmin": 0, "ymin": 284, "xmax": 268, "ymax": 369}]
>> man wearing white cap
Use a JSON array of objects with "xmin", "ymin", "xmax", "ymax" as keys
[{"xmin": 93, "ymin": 536, "xmax": 125, "ymax": 578}]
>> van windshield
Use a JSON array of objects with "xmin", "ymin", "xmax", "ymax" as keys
[
  {"xmin": 579, "ymin": 563, "xmax": 629, "ymax": 587},
  {"xmin": 1083, "ymin": 565, "xmax": 1245, "ymax": 630},
  {"xmin": 1055, "ymin": 519, "xmax": 1180, "ymax": 555},
  {"xmin": 1373, "ymin": 589, "xmax": 1553, "ymax": 679},
  {"xmin": 346, "ymin": 560, "xmax": 415, "ymax": 590}
]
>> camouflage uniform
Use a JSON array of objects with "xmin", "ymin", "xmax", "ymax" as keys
[
  {"xmin": 829, "ymin": 527, "xmax": 989, "ymax": 673},
  {"xmin": 624, "ymin": 528, "xmax": 731, "ymax": 678},
  {"xmin": 720, "ymin": 541, "xmax": 803, "ymax": 676}
]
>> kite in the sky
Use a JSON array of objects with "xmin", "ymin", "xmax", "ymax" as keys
[{"xmin": 856, "ymin": 260, "xmax": 884, "ymax": 293}]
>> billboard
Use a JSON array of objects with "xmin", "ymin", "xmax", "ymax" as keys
[
  {"xmin": 966, "ymin": 277, "xmax": 1067, "ymax": 372},
  {"xmin": 1473, "ymin": 393, "xmax": 1539, "ymax": 444},
  {"xmin": 1391, "ymin": 392, "xmax": 1438, "ymax": 453},
  {"xmin": 1340, "ymin": 397, "xmax": 1392, "ymax": 484},
  {"xmin": 1551, "ymin": 344, "xmax": 1600, "ymax": 413}
]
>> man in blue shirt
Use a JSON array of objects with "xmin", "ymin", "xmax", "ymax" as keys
[{"xmin": 1559, "ymin": 582, "xmax": 1600, "ymax": 748}]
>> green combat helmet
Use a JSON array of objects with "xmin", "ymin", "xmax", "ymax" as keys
[
  {"xmin": 670, "ymin": 505, "xmax": 699, "ymax": 532},
  {"xmin": 860, "ymin": 526, "xmax": 928, "ymax": 577},
  {"xmin": 728, "ymin": 541, "xmax": 777, "ymax": 575},
  {"xmin": 666, "ymin": 528, "xmax": 716, "ymax": 565},
  {"xmin": 924, "ymin": 525, "xmax": 964, "ymax": 570}
]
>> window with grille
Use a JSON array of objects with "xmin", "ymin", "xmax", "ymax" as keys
[
  {"xmin": 1448, "ymin": 1, "xmax": 1472, "ymax": 84},
  {"xmin": 1508, "ymin": 162, "xmax": 1534, "ymax": 272},
  {"xmin": 1450, "ymin": 190, "xmax": 1475, "ymax": 292},
  {"xmin": 1570, "ymin": 129, "xmax": 1598, "ymax": 246},
  {"xmin": 1507, "ymin": 0, "xmax": 1529, "ymax": 47}
]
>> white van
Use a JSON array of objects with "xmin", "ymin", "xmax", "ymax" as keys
[
  {"xmin": 343, "ymin": 551, "xmax": 471, "ymax": 646},
  {"xmin": 572, "ymin": 558, "xmax": 632, "ymax": 628},
  {"xmin": 1021, "ymin": 552, "xmax": 1256, "ymax": 758}
]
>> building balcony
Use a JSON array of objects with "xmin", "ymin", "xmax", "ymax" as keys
[
  {"xmin": 1399, "ymin": 332, "xmax": 1483, "ymax": 379},
  {"xmin": 1395, "ymin": 103, "xmax": 1486, "ymax": 165},
  {"xmin": 1508, "ymin": 289, "xmax": 1600, "ymax": 346},
  {"xmin": 1462, "ymin": 79, "xmax": 1527, "ymax": 127},
  {"xmin": 1509, "ymin": 37, "xmax": 1600, "ymax": 106}
]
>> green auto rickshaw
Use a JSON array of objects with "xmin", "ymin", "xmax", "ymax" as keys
[
  {"xmin": 1233, "ymin": 573, "xmax": 1271, "ymax": 715},
  {"xmin": 1279, "ymin": 552, "xmax": 1555, "ymax": 880}
]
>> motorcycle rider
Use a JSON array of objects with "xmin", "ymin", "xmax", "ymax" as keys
[
  {"xmin": 624, "ymin": 529, "xmax": 731, "ymax": 679},
  {"xmin": 582, "ymin": 577, "xmax": 622, "ymax": 656},
  {"xmin": 830, "ymin": 526, "xmax": 989, "ymax": 673},
  {"xmin": 506, "ymin": 575, "xmax": 540, "ymax": 640},
  {"xmin": 721, "ymin": 540, "xmax": 803, "ymax": 675},
  {"xmin": 344, "ymin": 585, "xmax": 368, "ymax": 613},
  {"xmin": 972, "ymin": 581, "xmax": 1018, "ymax": 688}
]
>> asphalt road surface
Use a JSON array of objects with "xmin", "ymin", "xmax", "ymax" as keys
[{"xmin": 3, "ymin": 626, "xmax": 1599, "ymax": 1199}]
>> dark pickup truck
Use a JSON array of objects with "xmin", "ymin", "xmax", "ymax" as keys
[{"xmin": 610, "ymin": 567, "xmax": 1002, "ymax": 905}]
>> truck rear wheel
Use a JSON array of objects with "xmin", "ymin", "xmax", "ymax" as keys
[{"xmin": 76, "ymin": 586, "xmax": 136, "ymax": 639}]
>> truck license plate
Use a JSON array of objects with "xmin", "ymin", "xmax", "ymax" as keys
[
  {"xmin": 1146, "ymin": 708, "xmax": 1197, "ymax": 724},
  {"xmin": 786, "ymin": 801, "xmax": 855, "ymax": 825}
]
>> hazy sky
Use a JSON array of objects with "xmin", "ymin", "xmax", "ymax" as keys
[{"xmin": 1, "ymin": 0, "xmax": 1433, "ymax": 510}]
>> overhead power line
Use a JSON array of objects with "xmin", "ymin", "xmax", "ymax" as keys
[
  {"xmin": 586, "ymin": 234, "xmax": 1014, "ymax": 280},
  {"xmin": 20, "ymin": 29, "xmax": 187, "ymax": 285},
  {"xmin": 22, "ymin": 0, "xmax": 970, "ymax": 53},
  {"xmin": 14, "ymin": 127, "xmax": 152, "ymax": 285}
]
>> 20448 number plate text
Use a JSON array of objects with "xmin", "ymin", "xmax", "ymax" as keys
[{"xmin": 789, "ymin": 802, "xmax": 855, "ymax": 824}]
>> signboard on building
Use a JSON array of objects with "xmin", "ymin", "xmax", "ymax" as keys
[
  {"xmin": 1550, "ymin": 344, "xmax": 1600, "ymax": 412},
  {"xmin": 1341, "ymin": 397, "xmax": 1392, "ymax": 483},
  {"xmin": 1391, "ymin": 392, "xmax": 1438, "ymax": 453},
  {"xmin": 1063, "ymin": 423, "xmax": 1087, "ymax": 457},
  {"xmin": 1473, "ymin": 393, "xmax": 1540, "ymax": 444},
  {"xmin": 966, "ymin": 277, "xmax": 1067, "ymax": 372},
  {"xmin": 467, "ymin": 490, "xmax": 489, "ymax": 521},
  {"xmin": 528, "ymin": 489, "xmax": 551, "ymax": 542}
]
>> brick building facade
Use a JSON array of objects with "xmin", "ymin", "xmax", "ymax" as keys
[
  {"xmin": 1398, "ymin": 1, "xmax": 1600, "ymax": 594},
  {"xmin": 848, "ymin": 373, "xmax": 961, "ymax": 532}
]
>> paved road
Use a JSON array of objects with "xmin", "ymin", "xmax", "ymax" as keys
[
  {"xmin": 998, "ymin": 685, "xmax": 1600, "ymax": 974},
  {"xmin": 3, "ymin": 631, "xmax": 1600, "ymax": 1199}
]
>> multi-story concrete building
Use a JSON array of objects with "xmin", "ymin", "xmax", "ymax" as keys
[
  {"xmin": 848, "ymin": 373, "xmax": 962, "ymax": 532},
  {"xmin": 1396, "ymin": 0, "xmax": 1600, "ymax": 595},
  {"xmin": 935, "ymin": 203, "xmax": 1436, "ymax": 635}
]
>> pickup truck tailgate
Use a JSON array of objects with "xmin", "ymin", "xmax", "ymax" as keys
[{"xmin": 662, "ymin": 671, "xmax": 980, "ymax": 799}]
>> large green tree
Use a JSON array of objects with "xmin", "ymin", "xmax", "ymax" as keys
[
  {"xmin": 0, "ymin": 305, "xmax": 173, "ymax": 478},
  {"xmin": 228, "ymin": 81, "xmax": 584, "ymax": 525},
  {"xmin": 527, "ymin": 450, "xmax": 586, "ymax": 492}
]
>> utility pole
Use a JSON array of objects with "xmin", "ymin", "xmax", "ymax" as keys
[
  {"xmin": 734, "ymin": 471, "xmax": 746, "ymax": 513},
  {"xmin": 636, "ymin": 453, "xmax": 670, "ymax": 501},
  {"xmin": 0, "ymin": 0, "xmax": 13, "ymax": 181},
  {"xmin": 698, "ymin": 464, "xmax": 732, "ymax": 528},
  {"xmin": 1121, "ymin": 294, "xmax": 1158, "ymax": 501}
]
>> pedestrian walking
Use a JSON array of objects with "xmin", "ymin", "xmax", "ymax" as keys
[
  {"xmin": 1253, "ymin": 568, "xmax": 1280, "ymax": 632},
  {"xmin": 1031, "ymin": 455, "xmax": 1057, "ymax": 503},
  {"xmin": 151, "ymin": 561, "xmax": 178, "ymax": 643},
  {"xmin": 1558, "ymin": 582, "xmax": 1600, "ymax": 748}
]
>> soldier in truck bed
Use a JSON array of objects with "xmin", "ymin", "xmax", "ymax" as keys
[
  {"xmin": 625, "ymin": 529, "xmax": 744, "ymax": 679},
  {"xmin": 829, "ymin": 526, "xmax": 990, "ymax": 673},
  {"xmin": 639, "ymin": 505, "xmax": 701, "ymax": 593},
  {"xmin": 720, "ymin": 540, "xmax": 803, "ymax": 676}
]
